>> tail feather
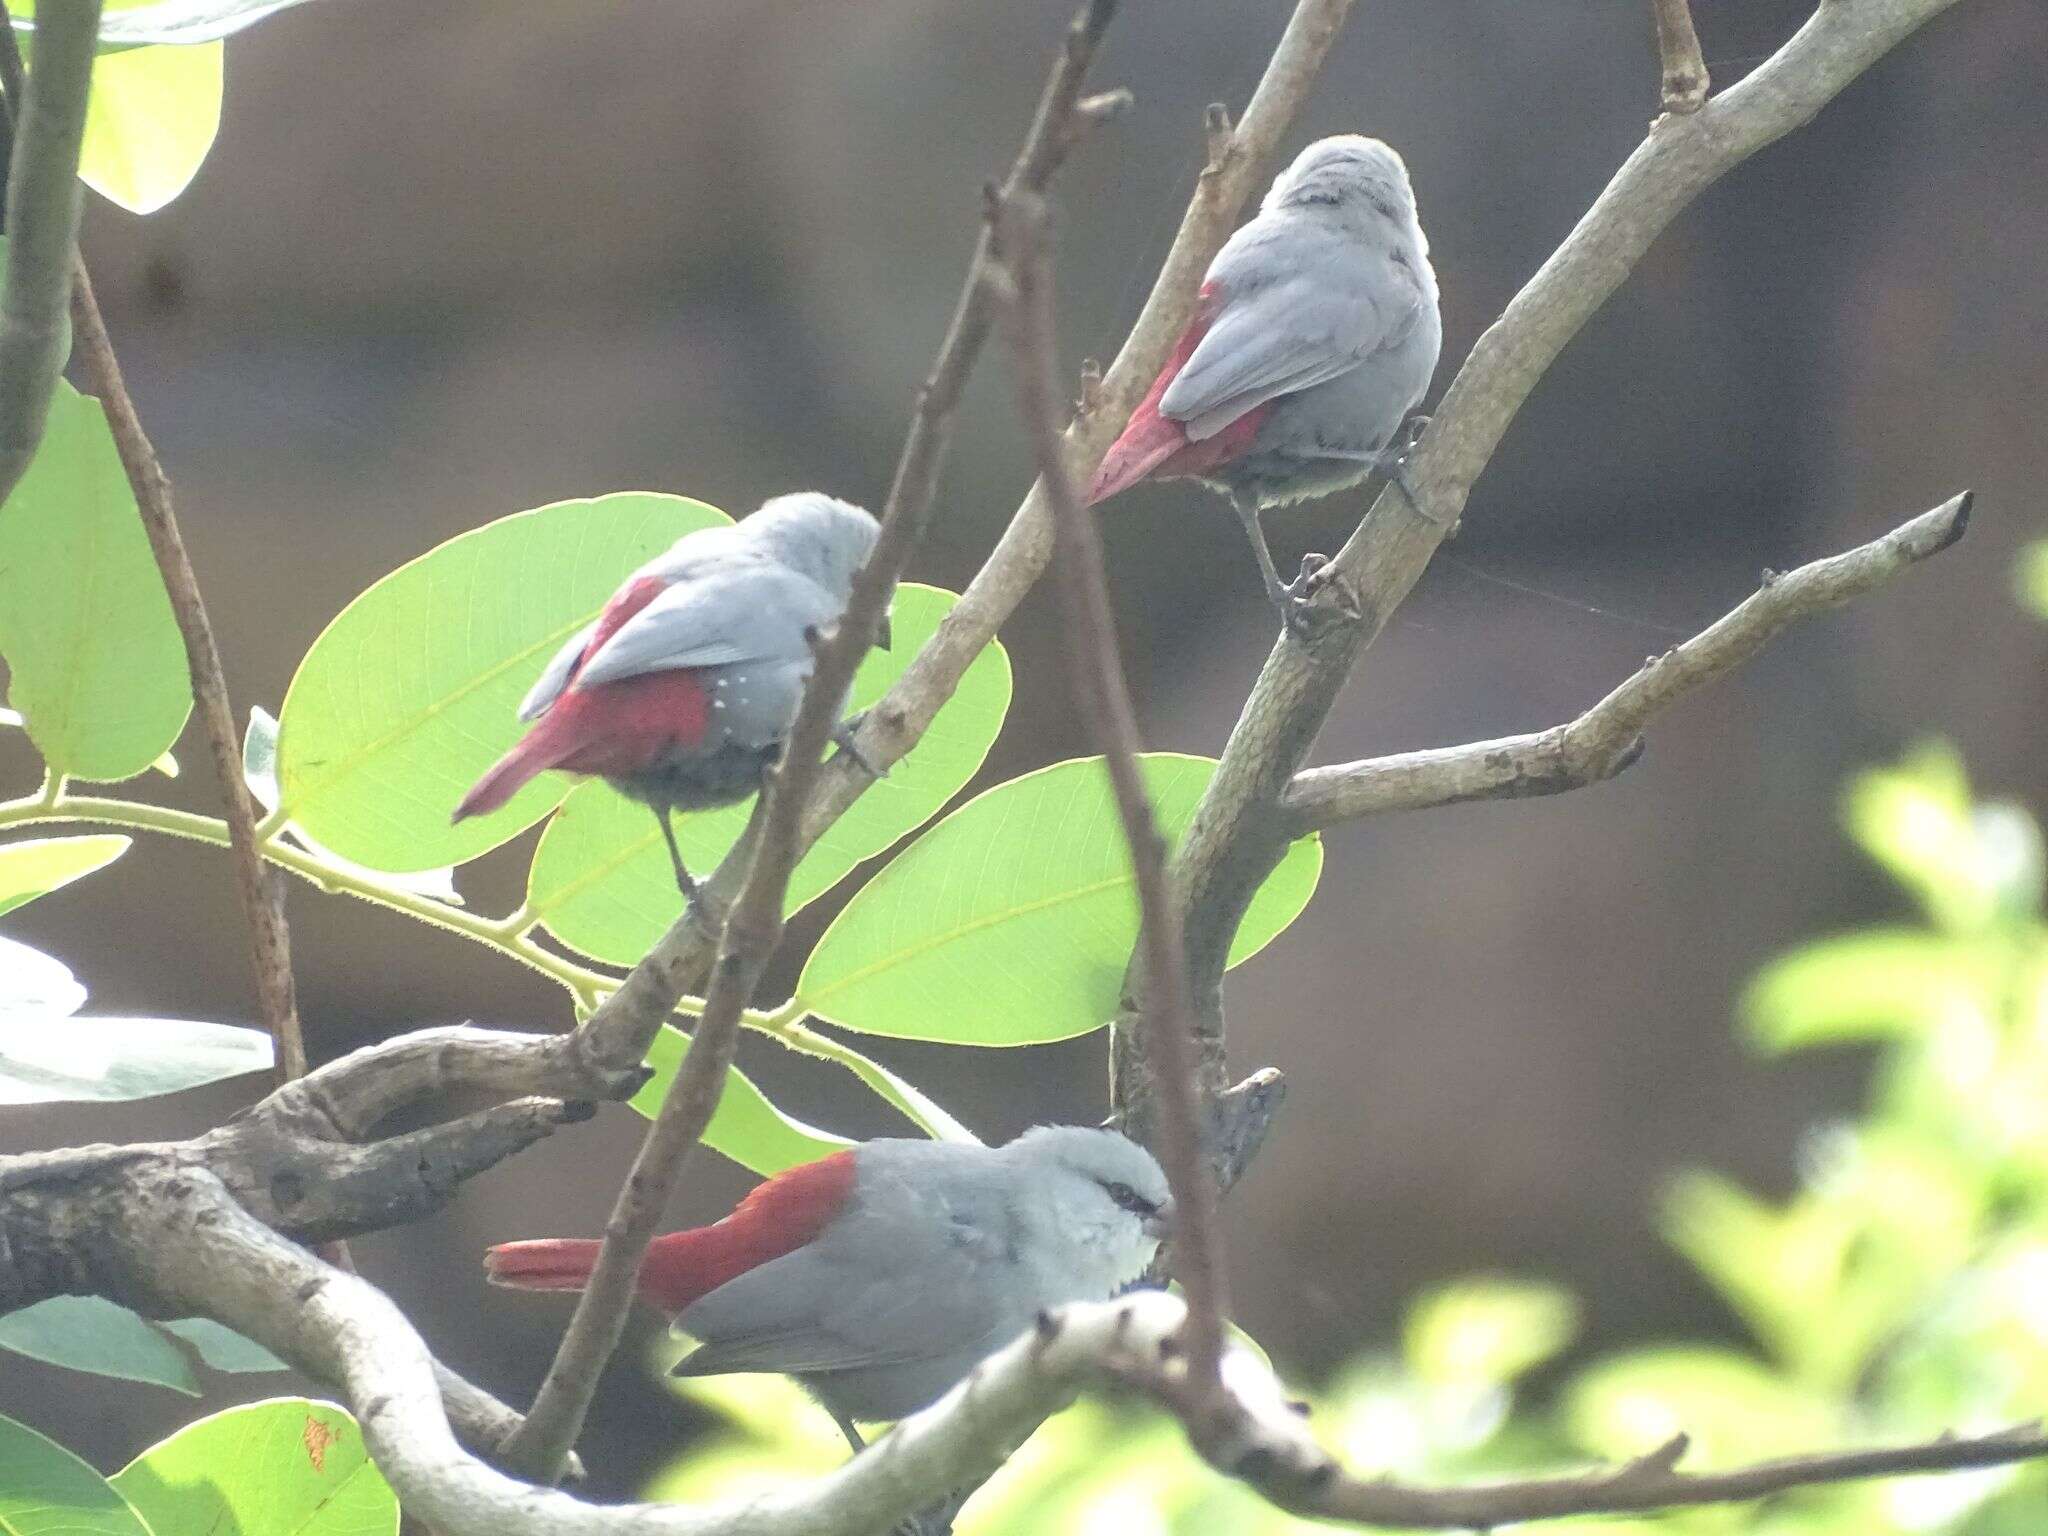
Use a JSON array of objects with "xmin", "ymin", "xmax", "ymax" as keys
[
  {"xmin": 483, "ymin": 1238, "xmax": 603, "ymax": 1294},
  {"xmin": 452, "ymin": 732, "xmax": 569, "ymax": 821},
  {"xmin": 483, "ymin": 1151, "xmax": 859, "ymax": 1319},
  {"xmin": 1084, "ymin": 407, "xmax": 1189, "ymax": 505}
]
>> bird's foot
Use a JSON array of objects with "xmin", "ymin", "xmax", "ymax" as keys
[
  {"xmin": 1277, "ymin": 553, "xmax": 1361, "ymax": 634},
  {"xmin": 1263, "ymin": 570, "xmax": 1319, "ymax": 639},
  {"xmin": 832, "ymin": 713, "xmax": 887, "ymax": 780},
  {"xmin": 893, "ymin": 1485, "xmax": 973, "ymax": 1536},
  {"xmin": 1394, "ymin": 412, "xmax": 1431, "ymax": 454}
]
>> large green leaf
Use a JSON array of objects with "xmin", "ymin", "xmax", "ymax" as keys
[
  {"xmin": 0, "ymin": 1297, "xmax": 287, "ymax": 1390},
  {"xmin": 279, "ymin": 493, "xmax": 725, "ymax": 873},
  {"xmin": 0, "ymin": 1296, "xmax": 199, "ymax": 1395},
  {"xmin": 0, "ymin": 936, "xmax": 274, "ymax": 1103},
  {"xmin": 156, "ymin": 1318, "xmax": 289, "ymax": 1374},
  {"xmin": 631, "ymin": 1027, "xmax": 852, "ymax": 1175},
  {"xmin": 245, "ymin": 707, "xmax": 461, "ymax": 906},
  {"xmin": 0, "ymin": 1411, "xmax": 151, "ymax": 1536},
  {"xmin": 795, "ymin": 754, "xmax": 1323, "ymax": 1045},
  {"xmin": 0, "ymin": 835, "xmax": 130, "ymax": 920},
  {"xmin": 0, "ymin": 384, "xmax": 191, "ymax": 782},
  {"xmin": 79, "ymin": 39, "xmax": 222, "ymax": 213},
  {"xmin": 527, "ymin": 583, "xmax": 1012, "ymax": 962},
  {"xmin": 111, "ymin": 1398, "xmax": 397, "ymax": 1536}
]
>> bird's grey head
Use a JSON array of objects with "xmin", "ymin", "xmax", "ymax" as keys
[
  {"xmin": 1265, "ymin": 135, "xmax": 1420, "ymax": 237},
  {"xmin": 1006, "ymin": 1126, "xmax": 1173, "ymax": 1290},
  {"xmin": 741, "ymin": 493, "xmax": 882, "ymax": 603}
]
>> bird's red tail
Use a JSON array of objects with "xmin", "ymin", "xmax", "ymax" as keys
[
  {"xmin": 1084, "ymin": 407, "xmax": 1189, "ymax": 505},
  {"xmin": 483, "ymin": 1238, "xmax": 605, "ymax": 1295},
  {"xmin": 451, "ymin": 729, "xmax": 573, "ymax": 822},
  {"xmin": 484, "ymin": 1149, "xmax": 858, "ymax": 1317}
]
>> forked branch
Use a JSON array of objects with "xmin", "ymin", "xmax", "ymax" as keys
[{"xmin": 1280, "ymin": 493, "xmax": 1973, "ymax": 830}]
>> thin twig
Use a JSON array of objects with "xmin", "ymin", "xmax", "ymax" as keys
[
  {"xmin": 0, "ymin": 0, "xmax": 98, "ymax": 505},
  {"xmin": 66, "ymin": 259, "xmax": 309, "ymax": 1082},
  {"xmin": 1279, "ymin": 493, "xmax": 1973, "ymax": 831},
  {"xmin": 1651, "ymin": 0, "xmax": 1711, "ymax": 112},
  {"xmin": 567, "ymin": 0, "xmax": 1356, "ymax": 1069},
  {"xmin": 991, "ymin": 191, "xmax": 1225, "ymax": 1389},
  {"xmin": 504, "ymin": 1, "xmax": 1128, "ymax": 1480}
]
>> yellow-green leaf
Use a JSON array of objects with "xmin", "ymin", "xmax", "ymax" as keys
[
  {"xmin": 795, "ymin": 754, "xmax": 1322, "ymax": 1045},
  {"xmin": 80, "ymin": 40, "xmax": 223, "ymax": 214},
  {"xmin": 0, "ymin": 835, "xmax": 130, "ymax": 919}
]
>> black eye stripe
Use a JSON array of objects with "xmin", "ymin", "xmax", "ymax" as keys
[{"xmin": 1100, "ymin": 1180, "xmax": 1158, "ymax": 1217}]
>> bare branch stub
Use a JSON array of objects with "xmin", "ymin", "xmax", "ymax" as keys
[
  {"xmin": 989, "ymin": 187, "xmax": 1226, "ymax": 1388},
  {"xmin": 504, "ymin": 0, "xmax": 1132, "ymax": 1483},
  {"xmin": 66, "ymin": 259, "xmax": 308, "ymax": 1083},
  {"xmin": 1651, "ymin": 0, "xmax": 1711, "ymax": 113},
  {"xmin": 1278, "ymin": 493, "xmax": 1974, "ymax": 832}
]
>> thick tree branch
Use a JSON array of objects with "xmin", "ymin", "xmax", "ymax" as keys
[
  {"xmin": 1280, "ymin": 493, "xmax": 1972, "ymax": 831},
  {"xmin": 1651, "ymin": 0, "xmax": 1711, "ymax": 112},
  {"xmin": 1156, "ymin": 0, "xmax": 1970, "ymax": 1101},
  {"xmin": 503, "ymin": 3, "xmax": 1128, "ymax": 1480},
  {"xmin": 0, "ymin": 0, "xmax": 97, "ymax": 506},
  {"xmin": 991, "ymin": 190, "xmax": 1225, "ymax": 1388},
  {"xmin": 66, "ymin": 259, "xmax": 308, "ymax": 1081},
  {"xmin": 70, "ymin": 1194, "xmax": 2048, "ymax": 1536}
]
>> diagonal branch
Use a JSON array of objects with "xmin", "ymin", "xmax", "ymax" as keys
[
  {"xmin": 1148, "ymin": 0, "xmax": 1972, "ymax": 1119},
  {"xmin": 504, "ymin": 0, "xmax": 1129, "ymax": 1480},
  {"xmin": 1280, "ymin": 493, "xmax": 1973, "ymax": 831},
  {"xmin": 990, "ymin": 189, "xmax": 1225, "ymax": 1388},
  {"xmin": 567, "ymin": 0, "xmax": 1358, "ymax": 1067},
  {"xmin": 0, "ymin": 0, "xmax": 98, "ymax": 506},
  {"xmin": 67, "ymin": 260, "xmax": 309, "ymax": 1080}
]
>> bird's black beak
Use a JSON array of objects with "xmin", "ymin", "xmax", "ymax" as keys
[
  {"xmin": 1143, "ymin": 1204, "xmax": 1175, "ymax": 1243},
  {"xmin": 875, "ymin": 609, "xmax": 893, "ymax": 651}
]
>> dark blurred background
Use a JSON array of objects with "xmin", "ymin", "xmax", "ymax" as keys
[{"xmin": 5, "ymin": 0, "xmax": 2045, "ymax": 1499}]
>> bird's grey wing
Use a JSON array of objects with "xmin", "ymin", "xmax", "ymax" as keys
[
  {"xmin": 516, "ymin": 622, "xmax": 597, "ymax": 722},
  {"xmin": 574, "ymin": 565, "xmax": 838, "ymax": 689},
  {"xmin": 673, "ymin": 1182, "xmax": 1018, "ymax": 1378},
  {"xmin": 1160, "ymin": 233, "xmax": 1424, "ymax": 441}
]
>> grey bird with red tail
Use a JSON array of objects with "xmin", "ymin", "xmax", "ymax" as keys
[{"xmin": 1087, "ymin": 135, "xmax": 1442, "ymax": 627}]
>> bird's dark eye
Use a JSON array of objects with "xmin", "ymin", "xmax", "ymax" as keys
[{"xmin": 1101, "ymin": 1180, "xmax": 1157, "ymax": 1217}]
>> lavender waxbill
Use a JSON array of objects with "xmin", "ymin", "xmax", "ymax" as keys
[
  {"xmin": 451, "ymin": 492, "xmax": 885, "ymax": 899},
  {"xmin": 484, "ymin": 1126, "xmax": 1171, "ymax": 1452},
  {"xmin": 1088, "ymin": 135, "xmax": 1442, "ymax": 626}
]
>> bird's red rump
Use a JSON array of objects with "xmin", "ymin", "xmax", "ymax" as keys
[
  {"xmin": 637, "ymin": 1148, "xmax": 858, "ymax": 1313},
  {"xmin": 1085, "ymin": 281, "xmax": 1268, "ymax": 503},
  {"xmin": 484, "ymin": 1149, "xmax": 860, "ymax": 1317},
  {"xmin": 545, "ymin": 668, "xmax": 712, "ymax": 778}
]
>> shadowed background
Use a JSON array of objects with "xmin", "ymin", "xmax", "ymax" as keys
[{"xmin": 5, "ymin": 0, "xmax": 2045, "ymax": 1498}]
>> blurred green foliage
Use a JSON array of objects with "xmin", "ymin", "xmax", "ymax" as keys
[{"xmin": 645, "ymin": 743, "xmax": 2048, "ymax": 1535}]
